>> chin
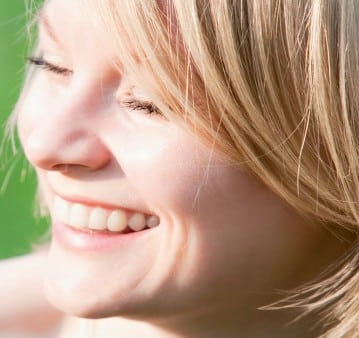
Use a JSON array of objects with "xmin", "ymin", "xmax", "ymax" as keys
[
  {"xmin": 43, "ymin": 240, "xmax": 168, "ymax": 320},
  {"xmin": 43, "ymin": 260, "xmax": 112, "ymax": 318},
  {"xmin": 43, "ymin": 270, "xmax": 142, "ymax": 319}
]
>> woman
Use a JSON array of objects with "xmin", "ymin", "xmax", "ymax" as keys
[{"xmin": 2, "ymin": 0, "xmax": 358, "ymax": 337}]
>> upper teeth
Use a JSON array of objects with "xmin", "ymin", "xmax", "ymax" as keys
[{"xmin": 53, "ymin": 196, "xmax": 159, "ymax": 233}]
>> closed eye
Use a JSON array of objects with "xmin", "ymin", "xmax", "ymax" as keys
[
  {"xmin": 121, "ymin": 99, "xmax": 163, "ymax": 116},
  {"xmin": 27, "ymin": 56, "xmax": 73, "ymax": 76}
]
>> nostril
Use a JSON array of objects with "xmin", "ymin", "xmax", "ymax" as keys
[
  {"xmin": 51, "ymin": 164, "xmax": 70, "ymax": 172},
  {"xmin": 24, "ymin": 125, "xmax": 111, "ymax": 171},
  {"xmin": 50, "ymin": 164, "xmax": 94, "ymax": 172}
]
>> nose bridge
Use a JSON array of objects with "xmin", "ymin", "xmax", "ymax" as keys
[{"xmin": 23, "ymin": 93, "xmax": 111, "ymax": 171}]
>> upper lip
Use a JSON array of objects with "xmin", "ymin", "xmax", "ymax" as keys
[
  {"xmin": 56, "ymin": 193, "xmax": 128, "ymax": 210},
  {"xmin": 45, "ymin": 175, "xmax": 152, "ymax": 214},
  {"xmin": 52, "ymin": 190, "xmax": 151, "ymax": 215}
]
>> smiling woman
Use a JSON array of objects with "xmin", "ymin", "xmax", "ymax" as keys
[{"xmin": 1, "ymin": 0, "xmax": 359, "ymax": 337}]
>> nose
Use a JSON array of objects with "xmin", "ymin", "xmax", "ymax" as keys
[{"xmin": 23, "ymin": 113, "xmax": 111, "ymax": 172}]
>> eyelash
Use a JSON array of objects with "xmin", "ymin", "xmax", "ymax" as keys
[
  {"xmin": 27, "ymin": 56, "xmax": 162, "ymax": 116},
  {"xmin": 27, "ymin": 56, "xmax": 73, "ymax": 76},
  {"xmin": 121, "ymin": 99, "xmax": 162, "ymax": 116}
]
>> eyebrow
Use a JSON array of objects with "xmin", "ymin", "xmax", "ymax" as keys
[{"xmin": 37, "ymin": 8, "xmax": 61, "ymax": 45}]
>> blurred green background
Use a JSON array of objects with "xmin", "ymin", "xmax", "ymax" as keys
[{"xmin": 0, "ymin": 1, "xmax": 47, "ymax": 259}]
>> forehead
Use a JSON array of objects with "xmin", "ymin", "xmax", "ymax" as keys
[
  {"xmin": 42, "ymin": 0, "xmax": 102, "ymax": 33},
  {"xmin": 40, "ymin": 0, "xmax": 122, "ymax": 63}
]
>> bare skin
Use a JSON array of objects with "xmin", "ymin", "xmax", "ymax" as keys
[
  {"xmin": 0, "ymin": 251, "xmax": 61, "ymax": 337},
  {"xmin": 4, "ymin": 0, "xmax": 350, "ymax": 337}
]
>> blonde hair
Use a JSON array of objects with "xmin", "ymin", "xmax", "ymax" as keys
[
  {"xmin": 92, "ymin": 0, "xmax": 358, "ymax": 337},
  {"xmin": 12, "ymin": 0, "xmax": 358, "ymax": 336}
]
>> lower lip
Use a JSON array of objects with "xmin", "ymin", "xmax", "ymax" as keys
[{"xmin": 52, "ymin": 221, "xmax": 154, "ymax": 251}]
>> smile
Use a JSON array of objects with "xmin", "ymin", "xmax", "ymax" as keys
[{"xmin": 53, "ymin": 196, "xmax": 160, "ymax": 233}]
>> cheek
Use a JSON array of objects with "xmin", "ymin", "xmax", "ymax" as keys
[
  {"xmin": 17, "ymin": 76, "xmax": 52, "ymax": 147},
  {"xmin": 106, "ymin": 125, "xmax": 211, "ymax": 213}
]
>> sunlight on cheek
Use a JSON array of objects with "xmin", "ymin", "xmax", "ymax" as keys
[{"xmin": 128, "ymin": 138, "xmax": 169, "ymax": 163}]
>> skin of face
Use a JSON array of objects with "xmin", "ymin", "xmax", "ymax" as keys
[{"xmin": 17, "ymin": 0, "xmax": 345, "ymax": 331}]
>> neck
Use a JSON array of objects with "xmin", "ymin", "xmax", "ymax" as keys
[{"xmin": 60, "ymin": 305, "xmax": 325, "ymax": 338}]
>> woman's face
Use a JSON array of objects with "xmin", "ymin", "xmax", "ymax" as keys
[{"xmin": 17, "ymin": 0, "xmax": 338, "ymax": 320}]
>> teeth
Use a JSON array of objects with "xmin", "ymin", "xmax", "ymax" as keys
[
  {"xmin": 107, "ymin": 210, "xmax": 127, "ymax": 232},
  {"xmin": 52, "ymin": 196, "xmax": 159, "ymax": 233},
  {"xmin": 54, "ymin": 196, "xmax": 70, "ymax": 224},
  {"xmin": 128, "ymin": 213, "xmax": 146, "ymax": 231},
  {"xmin": 146, "ymin": 215, "xmax": 160, "ymax": 228},
  {"xmin": 89, "ymin": 207, "xmax": 108, "ymax": 230},
  {"xmin": 69, "ymin": 204, "xmax": 89, "ymax": 229}
]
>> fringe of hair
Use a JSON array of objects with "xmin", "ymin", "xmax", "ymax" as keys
[{"xmin": 96, "ymin": 1, "xmax": 359, "ymax": 336}]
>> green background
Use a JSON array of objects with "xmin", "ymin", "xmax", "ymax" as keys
[{"xmin": 0, "ymin": 1, "xmax": 47, "ymax": 259}]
